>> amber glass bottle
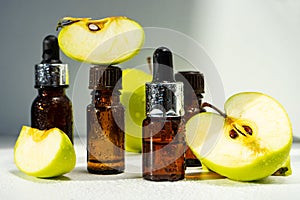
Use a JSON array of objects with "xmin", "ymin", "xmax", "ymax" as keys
[
  {"xmin": 87, "ymin": 65, "xmax": 125, "ymax": 174},
  {"xmin": 142, "ymin": 47, "xmax": 186, "ymax": 181},
  {"xmin": 175, "ymin": 71, "xmax": 205, "ymax": 167},
  {"xmin": 143, "ymin": 117, "xmax": 186, "ymax": 181},
  {"xmin": 31, "ymin": 35, "xmax": 73, "ymax": 143}
]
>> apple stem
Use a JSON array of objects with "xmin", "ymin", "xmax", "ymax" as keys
[
  {"xmin": 147, "ymin": 57, "xmax": 152, "ymax": 74},
  {"xmin": 202, "ymin": 102, "xmax": 227, "ymax": 118}
]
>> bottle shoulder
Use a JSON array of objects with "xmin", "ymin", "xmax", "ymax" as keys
[
  {"xmin": 143, "ymin": 116, "xmax": 184, "ymax": 125},
  {"xmin": 32, "ymin": 94, "xmax": 71, "ymax": 104},
  {"xmin": 31, "ymin": 93, "xmax": 72, "ymax": 112},
  {"xmin": 87, "ymin": 103, "xmax": 124, "ymax": 111}
]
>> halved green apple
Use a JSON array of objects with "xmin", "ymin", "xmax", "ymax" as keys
[
  {"xmin": 186, "ymin": 92, "xmax": 292, "ymax": 181},
  {"xmin": 57, "ymin": 16, "xmax": 144, "ymax": 64},
  {"xmin": 14, "ymin": 126, "xmax": 76, "ymax": 178}
]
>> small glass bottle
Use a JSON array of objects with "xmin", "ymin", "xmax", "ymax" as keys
[
  {"xmin": 175, "ymin": 71, "xmax": 205, "ymax": 167},
  {"xmin": 142, "ymin": 47, "xmax": 186, "ymax": 181},
  {"xmin": 87, "ymin": 65, "xmax": 125, "ymax": 174},
  {"xmin": 31, "ymin": 35, "xmax": 73, "ymax": 143}
]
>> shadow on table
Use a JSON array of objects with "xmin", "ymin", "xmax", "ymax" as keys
[
  {"xmin": 10, "ymin": 166, "xmax": 142, "ymax": 183},
  {"xmin": 10, "ymin": 170, "xmax": 72, "ymax": 183},
  {"xmin": 66, "ymin": 165, "xmax": 142, "ymax": 181},
  {"xmin": 185, "ymin": 171, "xmax": 225, "ymax": 180},
  {"xmin": 191, "ymin": 173, "xmax": 300, "ymax": 187},
  {"xmin": 184, "ymin": 167, "xmax": 300, "ymax": 186},
  {"xmin": 198, "ymin": 175, "xmax": 300, "ymax": 187}
]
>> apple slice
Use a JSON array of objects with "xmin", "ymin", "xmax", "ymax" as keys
[
  {"xmin": 14, "ymin": 126, "xmax": 76, "ymax": 178},
  {"xmin": 186, "ymin": 92, "xmax": 292, "ymax": 181},
  {"xmin": 120, "ymin": 68, "xmax": 152, "ymax": 152},
  {"xmin": 57, "ymin": 16, "xmax": 144, "ymax": 64}
]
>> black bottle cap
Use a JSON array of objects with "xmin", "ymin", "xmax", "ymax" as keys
[
  {"xmin": 34, "ymin": 35, "xmax": 68, "ymax": 88},
  {"xmin": 89, "ymin": 65, "xmax": 122, "ymax": 90},
  {"xmin": 175, "ymin": 71, "xmax": 205, "ymax": 94},
  {"xmin": 152, "ymin": 47, "xmax": 175, "ymax": 82},
  {"xmin": 41, "ymin": 35, "xmax": 62, "ymax": 64}
]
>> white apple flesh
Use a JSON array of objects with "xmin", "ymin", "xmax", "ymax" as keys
[{"xmin": 186, "ymin": 92, "xmax": 292, "ymax": 181}]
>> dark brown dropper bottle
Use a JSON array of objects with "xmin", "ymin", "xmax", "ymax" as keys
[
  {"xmin": 175, "ymin": 71, "xmax": 205, "ymax": 167},
  {"xmin": 31, "ymin": 35, "xmax": 73, "ymax": 143},
  {"xmin": 142, "ymin": 47, "xmax": 186, "ymax": 181},
  {"xmin": 87, "ymin": 65, "xmax": 125, "ymax": 174}
]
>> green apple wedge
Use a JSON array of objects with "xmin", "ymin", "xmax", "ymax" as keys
[
  {"xmin": 186, "ymin": 92, "xmax": 292, "ymax": 181},
  {"xmin": 14, "ymin": 126, "xmax": 76, "ymax": 178},
  {"xmin": 57, "ymin": 16, "xmax": 144, "ymax": 64},
  {"xmin": 120, "ymin": 68, "xmax": 152, "ymax": 152}
]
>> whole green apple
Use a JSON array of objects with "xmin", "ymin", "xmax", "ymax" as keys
[{"xmin": 120, "ymin": 68, "xmax": 152, "ymax": 152}]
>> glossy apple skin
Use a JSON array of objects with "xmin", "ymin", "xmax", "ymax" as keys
[
  {"xmin": 120, "ymin": 69, "xmax": 152, "ymax": 153},
  {"xmin": 201, "ymin": 135, "xmax": 292, "ymax": 181}
]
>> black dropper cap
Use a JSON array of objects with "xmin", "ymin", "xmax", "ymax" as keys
[
  {"xmin": 152, "ymin": 47, "xmax": 175, "ymax": 82},
  {"xmin": 34, "ymin": 35, "xmax": 68, "ymax": 88},
  {"xmin": 41, "ymin": 35, "xmax": 62, "ymax": 64}
]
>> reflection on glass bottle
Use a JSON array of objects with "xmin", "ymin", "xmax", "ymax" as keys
[
  {"xmin": 87, "ymin": 65, "xmax": 125, "ymax": 174},
  {"xmin": 143, "ymin": 116, "xmax": 186, "ymax": 181}
]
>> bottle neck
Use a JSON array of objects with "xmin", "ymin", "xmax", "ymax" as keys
[
  {"xmin": 37, "ymin": 87, "xmax": 66, "ymax": 97},
  {"xmin": 183, "ymin": 92, "xmax": 205, "ymax": 121},
  {"xmin": 91, "ymin": 89, "xmax": 120, "ymax": 106},
  {"xmin": 185, "ymin": 92, "xmax": 203, "ymax": 108}
]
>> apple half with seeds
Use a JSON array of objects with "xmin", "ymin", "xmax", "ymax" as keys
[
  {"xmin": 14, "ymin": 126, "xmax": 76, "ymax": 178},
  {"xmin": 186, "ymin": 92, "xmax": 292, "ymax": 181},
  {"xmin": 57, "ymin": 16, "xmax": 144, "ymax": 64}
]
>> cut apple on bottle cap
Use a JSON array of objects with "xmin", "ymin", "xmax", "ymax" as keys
[
  {"xmin": 57, "ymin": 16, "xmax": 144, "ymax": 64},
  {"xmin": 14, "ymin": 126, "xmax": 76, "ymax": 178},
  {"xmin": 186, "ymin": 92, "xmax": 293, "ymax": 181}
]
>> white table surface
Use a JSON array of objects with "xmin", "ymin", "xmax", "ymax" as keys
[{"xmin": 1, "ymin": 136, "xmax": 299, "ymax": 200}]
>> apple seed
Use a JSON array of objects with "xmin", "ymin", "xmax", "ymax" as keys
[
  {"xmin": 243, "ymin": 126, "xmax": 253, "ymax": 135},
  {"xmin": 229, "ymin": 129, "xmax": 238, "ymax": 139},
  {"xmin": 88, "ymin": 23, "xmax": 100, "ymax": 31}
]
